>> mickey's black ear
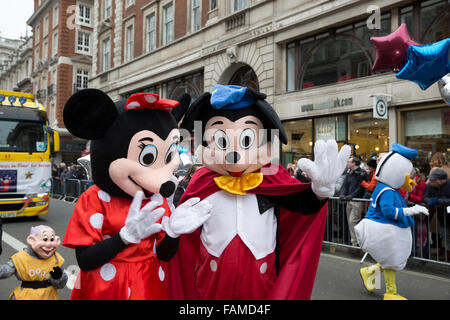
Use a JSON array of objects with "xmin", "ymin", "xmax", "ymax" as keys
[
  {"xmin": 171, "ymin": 93, "xmax": 191, "ymax": 123},
  {"xmin": 63, "ymin": 89, "xmax": 118, "ymax": 140},
  {"xmin": 180, "ymin": 92, "xmax": 211, "ymax": 132},
  {"xmin": 254, "ymin": 99, "xmax": 288, "ymax": 144}
]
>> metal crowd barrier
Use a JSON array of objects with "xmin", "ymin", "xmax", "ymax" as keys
[
  {"xmin": 49, "ymin": 178, "xmax": 449, "ymax": 266},
  {"xmin": 325, "ymin": 197, "xmax": 449, "ymax": 266},
  {"xmin": 51, "ymin": 178, "xmax": 92, "ymax": 202}
]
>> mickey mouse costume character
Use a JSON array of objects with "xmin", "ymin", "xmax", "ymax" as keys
[
  {"xmin": 165, "ymin": 85, "xmax": 351, "ymax": 300},
  {"xmin": 355, "ymin": 144, "xmax": 429, "ymax": 300},
  {"xmin": 62, "ymin": 89, "xmax": 211, "ymax": 300},
  {"xmin": 0, "ymin": 225, "xmax": 67, "ymax": 300}
]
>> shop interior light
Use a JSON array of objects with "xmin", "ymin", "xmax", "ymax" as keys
[
  {"xmin": 355, "ymin": 144, "xmax": 360, "ymax": 150},
  {"xmin": 309, "ymin": 141, "xmax": 313, "ymax": 146},
  {"xmin": 375, "ymin": 147, "xmax": 380, "ymax": 151}
]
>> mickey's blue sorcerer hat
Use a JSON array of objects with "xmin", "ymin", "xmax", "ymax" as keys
[{"xmin": 210, "ymin": 84, "xmax": 254, "ymax": 110}]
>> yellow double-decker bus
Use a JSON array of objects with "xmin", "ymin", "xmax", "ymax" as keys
[{"xmin": 0, "ymin": 90, "xmax": 60, "ymax": 218}]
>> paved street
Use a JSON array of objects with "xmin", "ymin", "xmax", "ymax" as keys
[{"xmin": 1, "ymin": 198, "xmax": 449, "ymax": 300}]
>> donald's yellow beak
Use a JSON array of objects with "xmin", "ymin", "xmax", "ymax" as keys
[{"xmin": 400, "ymin": 173, "xmax": 416, "ymax": 192}]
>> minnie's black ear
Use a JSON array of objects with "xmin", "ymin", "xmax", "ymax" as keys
[
  {"xmin": 171, "ymin": 93, "xmax": 191, "ymax": 123},
  {"xmin": 63, "ymin": 89, "xmax": 118, "ymax": 140},
  {"xmin": 179, "ymin": 92, "xmax": 211, "ymax": 132}
]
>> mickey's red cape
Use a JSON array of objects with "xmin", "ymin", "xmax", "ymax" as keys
[{"xmin": 162, "ymin": 163, "xmax": 327, "ymax": 300}]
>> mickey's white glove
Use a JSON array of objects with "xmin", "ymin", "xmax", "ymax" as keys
[
  {"xmin": 403, "ymin": 204, "xmax": 429, "ymax": 216},
  {"xmin": 297, "ymin": 140, "xmax": 351, "ymax": 199},
  {"xmin": 119, "ymin": 191, "xmax": 165, "ymax": 244},
  {"xmin": 162, "ymin": 197, "xmax": 212, "ymax": 238}
]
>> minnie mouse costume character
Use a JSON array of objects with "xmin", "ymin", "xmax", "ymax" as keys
[
  {"xmin": 165, "ymin": 85, "xmax": 351, "ymax": 299},
  {"xmin": 62, "ymin": 89, "xmax": 211, "ymax": 300}
]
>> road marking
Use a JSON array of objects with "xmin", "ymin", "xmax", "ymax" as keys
[
  {"xmin": 2, "ymin": 231, "xmax": 27, "ymax": 252},
  {"xmin": 320, "ymin": 252, "xmax": 450, "ymax": 283}
]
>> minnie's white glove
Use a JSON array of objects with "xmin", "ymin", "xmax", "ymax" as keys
[
  {"xmin": 119, "ymin": 191, "xmax": 165, "ymax": 244},
  {"xmin": 297, "ymin": 140, "xmax": 351, "ymax": 199},
  {"xmin": 403, "ymin": 204, "xmax": 429, "ymax": 216},
  {"xmin": 162, "ymin": 197, "xmax": 212, "ymax": 238}
]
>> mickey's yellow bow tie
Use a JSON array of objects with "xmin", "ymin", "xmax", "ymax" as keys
[{"xmin": 214, "ymin": 172, "xmax": 263, "ymax": 195}]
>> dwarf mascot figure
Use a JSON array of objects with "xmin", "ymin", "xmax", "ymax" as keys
[
  {"xmin": 0, "ymin": 225, "xmax": 67, "ymax": 300},
  {"xmin": 355, "ymin": 144, "xmax": 429, "ymax": 300},
  {"xmin": 164, "ymin": 85, "xmax": 351, "ymax": 299}
]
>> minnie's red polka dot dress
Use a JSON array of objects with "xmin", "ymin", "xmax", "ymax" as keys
[{"xmin": 63, "ymin": 185, "xmax": 170, "ymax": 300}]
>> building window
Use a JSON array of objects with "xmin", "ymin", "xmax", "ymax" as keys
[
  {"xmin": 126, "ymin": 0, "xmax": 135, "ymax": 8},
  {"xmin": 400, "ymin": 0, "xmax": 449, "ymax": 43},
  {"xmin": 76, "ymin": 31, "xmax": 91, "ymax": 54},
  {"xmin": 164, "ymin": 72, "xmax": 204, "ymax": 101},
  {"xmin": 163, "ymin": 3, "xmax": 174, "ymax": 45},
  {"xmin": 281, "ymin": 119, "xmax": 313, "ymax": 167},
  {"xmin": 35, "ymin": 25, "xmax": 40, "ymax": 43},
  {"xmin": 403, "ymin": 106, "xmax": 450, "ymax": 173},
  {"xmin": 232, "ymin": 0, "xmax": 248, "ymax": 12},
  {"xmin": 145, "ymin": 13, "xmax": 156, "ymax": 52},
  {"xmin": 43, "ymin": 41, "xmax": 48, "ymax": 60},
  {"xmin": 287, "ymin": 14, "xmax": 391, "ymax": 92},
  {"xmin": 76, "ymin": 69, "xmax": 89, "ymax": 90},
  {"xmin": 102, "ymin": 38, "xmax": 111, "ymax": 72},
  {"xmin": 125, "ymin": 24, "xmax": 134, "ymax": 62},
  {"xmin": 78, "ymin": 5, "xmax": 91, "ymax": 25},
  {"xmin": 44, "ymin": 15, "xmax": 49, "ymax": 36},
  {"xmin": 52, "ymin": 32, "xmax": 58, "ymax": 56},
  {"xmin": 53, "ymin": 6, "xmax": 59, "ymax": 27},
  {"xmin": 210, "ymin": 0, "xmax": 217, "ymax": 10},
  {"xmin": 192, "ymin": 0, "xmax": 201, "ymax": 32},
  {"xmin": 104, "ymin": 0, "xmax": 112, "ymax": 19},
  {"xmin": 229, "ymin": 65, "xmax": 259, "ymax": 91},
  {"xmin": 35, "ymin": 47, "xmax": 40, "ymax": 63}
]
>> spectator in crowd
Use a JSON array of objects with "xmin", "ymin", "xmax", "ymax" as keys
[
  {"xmin": 361, "ymin": 156, "xmax": 378, "ymax": 199},
  {"xmin": 295, "ymin": 168, "xmax": 311, "ymax": 183},
  {"xmin": 429, "ymin": 152, "xmax": 450, "ymax": 178},
  {"xmin": 339, "ymin": 155, "xmax": 367, "ymax": 246},
  {"xmin": 409, "ymin": 168, "xmax": 429, "ymax": 257},
  {"xmin": 173, "ymin": 164, "xmax": 203, "ymax": 207},
  {"xmin": 287, "ymin": 163, "xmax": 296, "ymax": 176},
  {"xmin": 423, "ymin": 168, "xmax": 450, "ymax": 257},
  {"xmin": 408, "ymin": 168, "xmax": 427, "ymax": 204}
]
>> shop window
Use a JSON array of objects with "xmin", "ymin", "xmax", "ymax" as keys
[
  {"xmin": 286, "ymin": 14, "xmax": 391, "ymax": 92},
  {"xmin": 400, "ymin": 0, "xmax": 449, "ymax": 43},
  {"xmin": 403, "ymin": 107, "xmax": 450, "ymax": 173},
  {"xmin": 348, "ymin": 111, "xmax": 389, "ymax": 160},
  {"xmin": 281, "ymin": 119, "xmax": 313, "ymax": 168},
  {"xmin": 228, "ymin": 65, "xmax": 259, "ymax": 91}
]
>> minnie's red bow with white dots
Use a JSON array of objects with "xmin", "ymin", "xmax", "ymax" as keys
[{"xmin": 125, "ymin": 93, "xmax": 179, "ymax": 111}]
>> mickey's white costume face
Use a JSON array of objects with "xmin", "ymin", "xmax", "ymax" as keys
[
  {"xmin": 201, "ymin": 115, "xmax": 271, "ymax": 176},
  {"xmin": 109, "ymin": 129, "xmax": 180, "ymax": 198}
]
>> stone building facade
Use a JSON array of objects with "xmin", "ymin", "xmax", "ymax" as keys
[{"xmin": 89, "ymin": 0, "xmax": 449, "ymax": 171}]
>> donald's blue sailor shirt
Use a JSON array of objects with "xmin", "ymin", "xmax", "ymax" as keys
[{"xmin": 365, "ymin": 182, "xmax": 414, "ymax": 228}]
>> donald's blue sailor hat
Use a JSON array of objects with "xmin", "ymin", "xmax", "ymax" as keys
[
  {"xmin": 391, "ymin": 144, "xmax": 418, "ymax": 160},
  {"xmin": 210, "ymin": 84, "xmax": 254, "ymax": 110}
]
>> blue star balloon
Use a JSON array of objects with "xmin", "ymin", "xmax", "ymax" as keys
[{"xmin": 396, "ymin": 38, "xmax": 450, "ymax": 90}]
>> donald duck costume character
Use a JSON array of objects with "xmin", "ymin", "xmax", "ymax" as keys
[{"xmin": 355, "ymin": 144, "xmax": 429, "ymax": 300}]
